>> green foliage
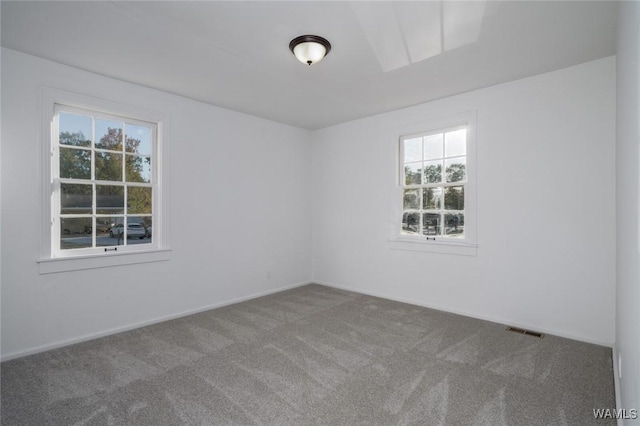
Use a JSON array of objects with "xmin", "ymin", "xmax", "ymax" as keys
[
  {"xmin": 403, "ymin": 189, "xmax": 419, "ymax": 209},
  {"xmin": 446, "ymin": 163, "xmax": 466, "ymax": 182},
  {"xmin": 60, "ymin": 147, "xmax": 91, "ymax": 179},
  {"xmin": 423, "ymin": 188, "xmax": 441, "ymax": 210},
  {"xmin": 60, "ymin": 131, "xmax": 90, "ymax": 147},
  {"xmin": 404, "ymin": 166, "xmax": 421, "ymax": 185},
  {"xmin": 424, "ymin": 163, "xmax": 442, "ymax": 183},
  {"xmin": 59, "ymin": 128, "xmax": 151, "ymax": 215},
  {"xmin": 125, "ymin": 156, "xmax": 148, "ymax": 183},
  {"xmin": 444, "ymin": 186, "xmax": 464, "ymax": 210},
  {"xmin": 96, "ymin": 127, "xmax": 123, "ymax": 150},
  {"xmin": 95, "ymin": 151, "xmax": 122, "ymax": 182},
  {"xmin": 128, "ymin": 187, "xmax": 152, "ymax": 214}
]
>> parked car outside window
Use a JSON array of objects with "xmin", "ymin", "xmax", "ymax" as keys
[{"xmin": 109, "ymin": 223, "xmax": 146, "ymax": 239}]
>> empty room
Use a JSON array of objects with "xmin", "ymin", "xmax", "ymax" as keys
[{"xmin": 1, "ymin": 1, "xmax": 638, "ymax": 424}]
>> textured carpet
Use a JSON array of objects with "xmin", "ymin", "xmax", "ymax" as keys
[{"xmin": 1, "ymin": 284, "xmax": 615, "ymax": 425}]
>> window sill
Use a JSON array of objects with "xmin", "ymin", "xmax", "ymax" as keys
[
  {"xmin": 388, "ymin": 237, "xmax": 477, "ymax": 256},
  {"xmin": 38, "ymin": 248, "xmax": 171, "ymax": 274}
]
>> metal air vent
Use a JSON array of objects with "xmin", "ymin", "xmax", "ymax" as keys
[{"xmin": 506, "ymin": 326, "xmax": 544, "ymax": 338}]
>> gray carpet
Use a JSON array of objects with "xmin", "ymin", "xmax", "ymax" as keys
[{"xmin": 1, "ymin": 284, "xmax": 615, "ymax": 425}]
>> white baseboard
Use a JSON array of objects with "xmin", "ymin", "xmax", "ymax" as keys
[
  {"xmin": 313, "ymin": 280, "xmax": 614, "ymax": 348},
  {"xmin": 1, "ymin": 280, "xmax": 312, "ymax": 362}
]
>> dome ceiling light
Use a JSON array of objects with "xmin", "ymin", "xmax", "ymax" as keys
[{"xmin": 289, "ymin": 35, "xmax": 332, "ymax": 66}]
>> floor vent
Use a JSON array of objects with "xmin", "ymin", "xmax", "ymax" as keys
[{"xmin": 506, "ymin": 326, "xmax": 544, "ymax": 338}]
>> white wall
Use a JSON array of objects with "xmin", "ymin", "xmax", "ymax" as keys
[
  {"xmin": 312, "ymin": 56, "xmax": 616, "ymax": 346},
  {"xmin": 616, "ymin": 1, "xmax": 640, "ymax": 418},
  {"xmin": 0, "ymin": 48, "xmax": 312, "ymax": 359},
  {"xmin": 0, "ymin": 47, "xmax": 618, "ymax": 360}
]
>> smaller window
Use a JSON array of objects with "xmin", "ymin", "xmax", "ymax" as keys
[
  {"xmin": 390, "ymin": 111, "xmax": 476, "ymax": 255},
  {"xmin": 400, "ymin": 126, "xmax": 467, "ymax": 240}
]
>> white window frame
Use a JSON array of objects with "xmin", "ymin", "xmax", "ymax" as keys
[
  {"xmin": 38, "ymin": 87, "xmax": 170, "ymax": 273},
  {"xmin": 388, "ymin": 110, "xmax": 477, "ymax": 256}
]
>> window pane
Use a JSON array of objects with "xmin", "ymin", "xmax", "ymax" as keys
[
  {"xmin": 404, "ymin": 163, "xmax": 422, "ymax": 185},
  {"xmin": 125, "ymin": 124, "xmax": 152, "ymax": 155},
  {"xmin": 127, "ymin": 187, "xmax": 152, "ymax": 214},
  {"xmin": 444, "ymin": 186, "xmax": 464, "ymax": 210},
  {"xmin": 96, "ymin": 217, "xmax": 115, "ymax": 235},
  {"xmin": 60, "ymin": 218, "xmax": 92, "ymax": 250},
  {"xmin": 424, "ymin": 134, "xmax": 443, "ymax": 160},
  {"xmin": 95, "ymin": 119, "xmax": 123, "ymax": 151},
  {"xmin": 444, "ymin": 213, "xmax": 464, "ymax": 238},
  {"xmin": 61, "ymin": 183, "xmax": 92, "ymax": 214},
  {"xmin": 59, "ymin": 112, "xmax": 91, "ymax": 147},
  {"xmin": 127, "ymin": 216, "xmax": 152, "ymax": 245},
  {"xmin": 96, "ymin": 185, "xmax": 124, "ymax": 214},
  {"xmin": 445, "ymin": 129, "xmax": 466, "ymax": 157},
  {"xmin": 423, "ymin": 160, "xmax": 442, "ymax": 183},
  {"xmin": 422, "ymin": 213, "xmax": 441, "ymax": 236},
  {"xmin": 140, "ymin": 216, "xmax": 152, "ymax": 235},
  {"xmin": 445, "ymin": 157, "xmax": 466, "ymax": 182},
  {"xmin": 59, "ymin": 147, "xmax": 91, "ymax": 179},
  {"xmin": 95, "ymin": 152, "xmax": 123, "ymax": 181},
  {"xmin": 97, "ymin": 216, "xmax": 123, "ymax": 246},
  {"xmin": 402, "ymin": 212, "xmax": 419, "ymax": 234},
  {"xmin": 105, "ymin": 218, "xmax": 128, "ymax": 246},
  {"xmin": 125, "ymin": 155, "xmax": 151, "ymax": 183},
  {"xmin": 404, "ymin": 137, "xmax": 422, "ymax": 163},
  {"xmin": 403, "ymin": 189, "xmax": 420, "ymax": 210},
  {"xmin": 423, "ymin": 187, "xmax": 442, "ymax": 210}
]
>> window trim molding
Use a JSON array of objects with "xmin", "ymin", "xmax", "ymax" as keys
[
  {"xmin": 38, "ymin": 249, "xmax": 172, "ymax": 274},
  {"xmin": 388, "ymin": 110, "xmax": 477, "ymax": 256},
  {"xmin": 38, "ymin": 86, "xmax": 171, "ymax": 273}
]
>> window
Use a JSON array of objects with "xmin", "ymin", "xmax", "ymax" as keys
[
  {"xmin": 390, "ymin": 111, "xmax": 476, "ymax": 255},
  {"xmin": 401, "ymin": 126, "xmax": 467, "ymax": 239},
  {"xmin": 39, "ymin": 88, "xmax": 169, "ymax": 272},
  {"xmin": 54, "ymin": 105, "xmax": 156, "ymax": 255}
]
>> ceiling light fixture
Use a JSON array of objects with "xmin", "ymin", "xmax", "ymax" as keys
[{"xmin": 289, "ymin": 35, "xmax": 331, "ymax": 66}]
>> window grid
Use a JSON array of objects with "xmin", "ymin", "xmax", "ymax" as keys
[
  {"xmin": 54, "ymin": 105, "xmax": 155, "ymax": 254},
  {"xmin": 400, "ymin": 126, "xmax": 467, "ymax": 239}
]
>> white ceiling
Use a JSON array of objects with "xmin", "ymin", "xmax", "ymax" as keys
[{"xmin": 1, "ymin": 1, "xmax": 618, "ymax": 130}]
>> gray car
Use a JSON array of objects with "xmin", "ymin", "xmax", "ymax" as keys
[{"xmin": 109, "ymin": 223, "xmax": 146, "ymax": 239}]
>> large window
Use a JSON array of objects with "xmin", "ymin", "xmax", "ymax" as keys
[
  {"xmin": 52, "ymin": 105, "xmax": 157, "ymax": 256},
  {"xmin": 400, "ymin": 125, "xmax": 470, "ymax": 241},
  {"xmin": 39, "ymin": 88, "xmax": 169, "ymax": 273}
]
